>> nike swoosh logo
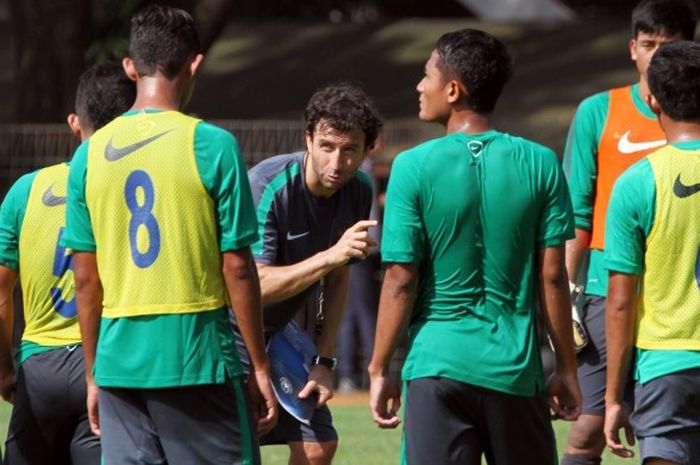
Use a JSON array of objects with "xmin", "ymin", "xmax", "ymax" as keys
[
  {"xmin": 617, "ymin": 131, "xmax": 666, "ymax": 154},
  {"xmin": 104, "ymin": 129, "xmax": 173, "ymax": 161},
  {"xmin": 673, "ymin": 174, "xmax": 700, "ymax": 198},
  {"xmin": 42, "ymin": 184, "xmax": 66, "ymax": 206},
  {"xmin": 287, "ymin": 231, "xmax": 309, "ymax": 240}
]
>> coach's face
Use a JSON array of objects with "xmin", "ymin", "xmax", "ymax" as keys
[
  {"xmin": 417, "ymin": 50, "xmax": 452, "ymax": 123},
  {"xmin": 304, "ymin": 120, "xmax": 367, "ymax": 198}
]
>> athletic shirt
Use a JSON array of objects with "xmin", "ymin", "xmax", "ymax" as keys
[
  {"xmin": 382, "ymin": 130, "xmax": 574, "ymax": 396},
  {"xmin": 64, "ymin": 109, "xmax": 257, "ymax": 388},
  {"xmin": 0, "ymin": 163, "xmax": 81, "ymax": 364},
  {"xmin": 248, "ymin": 152, "xmax": 373, "ymax": 335},
  {"xmin": 85, "ymin": 111, "xmax": 225, "ymax": 318},
  {"xmin": 565, "ymin": 84, "xmax": 665, "ymax": 296},
  {"xmin": 605, "ymin": 140, "xmax": 700, "ymax": 384}
]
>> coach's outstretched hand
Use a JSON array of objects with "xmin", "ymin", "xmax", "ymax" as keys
[
  {"xmin": 327, "ymin": 220, "xmax": 378, "ymax": 266},
  {"xmin": 369, "ymin": 373, "xmax": 401, "ymax": 429},
  {"xmin": 547, "ymin": 370, "xmax": 581, "ymax": 421},
  {"xmin": 249, "ymin": 368, "xmax": 278, "ymax": 435},
  {"xmin": 604, "ymin": 402, "xmax": 635, "ymax": 458}
]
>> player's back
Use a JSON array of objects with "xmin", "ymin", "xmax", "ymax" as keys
[{"xmin": 84, "ymin": 110, "xmax": 226, "ymax": 318}]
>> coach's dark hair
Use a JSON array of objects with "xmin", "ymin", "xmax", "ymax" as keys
[
  {"xmin": 648, "ymin": 41, "xmax": 700, "ymax": 121},
  {"xmin": 129, "ymin": 4, "xmax": 201, "ymax": 79},
  {"xmin": 304, "ymin": 83, "xmax": 383, "ymax": 149},
  {"xmin": 632, "ymin": 0, "xmax": 697, "ymax": 40},
  {"xmin": 75, "ymin": 62, "xmax": 136, "ymax": 133},
  {"xmin": 434, "ymin": 29, "xmax": 513, "ymax": 114}
]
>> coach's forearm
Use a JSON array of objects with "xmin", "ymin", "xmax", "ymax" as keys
[
  {"xmin": 315, "ymin": 266, "xmax": 350, "ymax": 357},
  {"xmin": 368, "ymin": 263, "xmax": 417, "ymax": 376},
  {"xmin": 256, "ymin": 251, "xmax": 338, "ymax": 305},
  {"xmin": 223, "ymin": 249, "xmax": 268, "ymax": 370},
  {"xmin": 73, "ymin": 252, "xmax": 103, "ymax": 384},
  {"xmin": 605, "ymin": 272, "xmax": 637, "ymax": 405}
]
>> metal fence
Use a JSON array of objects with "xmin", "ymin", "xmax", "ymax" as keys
[{"xmin": 0, "ymin": 119, "xmax": 442, "ymax": 197}]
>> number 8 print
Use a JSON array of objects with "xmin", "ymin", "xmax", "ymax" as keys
[{"xmin": 125, "ymin": 170, "xmax": 161, "ymax": 268}]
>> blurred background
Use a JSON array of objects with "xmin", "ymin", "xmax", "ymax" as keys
[{"xmin": 0, "ymin": 0, "xmax": 670, "ymax": 196}]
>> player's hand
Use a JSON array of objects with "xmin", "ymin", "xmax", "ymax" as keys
[
  {"xmin": 248, "ymin": 368, "xmax": 278, "ymax": 435},
  {"xmin": 369, "ymin": 371, "xmax": 401, "ymax": 429},
  {"xmin": 547, "ymin": 370, "xmax": 581, "ymax": 421},
  {"xmin": 326, "ymin": 220, "xmax": 378, "ymax": 267},
  {"xmin": 86, "ymin": 380, "xmax": 100, "ymax": 435},
  {"xmin": 604, "ymin": 402, "xmax": 635, "ymax": 458},
  {"xmin": 0, "ymin": 368, "xmax": 15, "ymax": 404},
  {"xmin": 298, "ymin": 364, "xmax": 333, "ymax": 407}
]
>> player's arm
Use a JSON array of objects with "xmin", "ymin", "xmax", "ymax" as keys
[
  {"xmin": 256, "ymin": 219, "xmax": 377, "ymax": 304},
  {"xmin": 538, "ymin": 243, "xmax": 582, "ymax": 421},
  {"xmin": 565, "ymin": 228, "xmax": 591, "ymax": 285},
  {"xmin": 297, "ymin": 264, "xmax": 350, "ymax": 406},
  {"xmin": 604, "ymin": 272, "xmax": 637, "ymax": 458},
  {"xmin": 222, "ymin": 247, "xmax": 277, "ymax": 434},
  {"xmin": 367, "ymin": 262, "xmax": 416, "ymax": 429},
  {"xmin": 0, "ymin": 265, "xmax": 17, "ymax": 403}
]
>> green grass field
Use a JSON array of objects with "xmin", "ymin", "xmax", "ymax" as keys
[{"xmin": 0, "ymin": 396, "xmax": 637, "ymax": 464}]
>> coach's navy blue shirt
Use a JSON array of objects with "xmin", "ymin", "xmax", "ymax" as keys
[{"xmin": 248, "ymin": 151, "xmax": 373, "ymax": 335}]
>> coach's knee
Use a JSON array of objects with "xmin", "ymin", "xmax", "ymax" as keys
[
  {"xmin": 289, "ymin": 440, "xmax": 337, "ymax": 465},
  {"xmin": 565, "ymin": 414, "xmax": 606, "ymax": 453}
]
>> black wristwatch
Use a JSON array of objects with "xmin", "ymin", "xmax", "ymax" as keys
[{"xmin": 311, "ymin": 355, "xmax": 337, "ymax": 371}]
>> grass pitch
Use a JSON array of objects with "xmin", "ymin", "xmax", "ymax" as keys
[{"xmin": 0, "ymin": 393, "xmax": 637, "ymax": 464}]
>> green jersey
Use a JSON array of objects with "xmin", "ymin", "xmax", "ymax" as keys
[
  {"xmin": 64, "ymin": 110, "xmax": 258, "ymax": 388},
  {"xmin": 604, "ymin": 139, "xmax": 700, "ymax": 384},
  {"xmin": 382, "ymin": 130, "xmax": 574, "ymax": 396}
]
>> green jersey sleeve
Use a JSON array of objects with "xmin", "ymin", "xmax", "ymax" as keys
[
  {"xmin": 193, "ymin": 122, "xmax": 259, "ymax": 252},
  {"xmin": 64, "ymin": 141, "xmax": 96, "ymax": 252},
  {"xmin": 563, "ymin": 91, "xmax": 609, "ymax": 230},
  {"xmin": 537, "ymin": 146, "xmax": 576, "ymax": 248},
  {"xmin": 604, "ymin": 158, "xmax": 655, "ymax": 275},
  {"xmin": 381, "ymin": 150, "xmax": 425, "ymax": 264},
  {"xmin": 0, "ymin": 171, "xmax": 37, "ymax": 270}
]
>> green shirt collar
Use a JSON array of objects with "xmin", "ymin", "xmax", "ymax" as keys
[{"xmin": 671, "ymin": 139, "xmax": 700, "ymax": 151}]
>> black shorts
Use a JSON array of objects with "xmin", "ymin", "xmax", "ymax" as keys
[
  {"xmin": 631, "ymin": 368, "xmax": 700, "ymax": 465},
  {"xmin": 98, "ymin": 377, "xmax": 259, "ymax": 465},
  {"xmin": 403, "ymin": 377, "xmax": 556, "ymax": 465},
  {"xmin": 4, "ymin": 346, "xmax": 100, "ymax": 465}
]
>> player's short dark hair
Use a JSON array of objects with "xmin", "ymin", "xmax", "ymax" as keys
[
  {"xmin": 648, "ymin": 41, "xmax": 700, "ymax": 121},
  {"xmin": 304, "ymin": 83, "xmax": 383, "ymax": 150},
  {"xmin": 129, "ymin": 4, "xmax": 201, "ymax": 79},
  {"xmin": 631, "ymin": 0, "xmax": 697, "ymax": 40},
  {"xmin": 434, "ymin": 29, "xmax": 513, "ymax": 114},
  {"xmin": 75, "ymin": 62, "xmax": 136, "ymax": 133}
]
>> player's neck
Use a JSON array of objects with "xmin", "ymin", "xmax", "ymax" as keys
[
  {"xmin": 445, "ymin": 109, "xmax": 493, "ymax": 135},
  {"xmin": 659, "ymin": 118, "xmax": 700, "ymax": 144},
  {"xmin": 637, "ymin": 77, "xmax": 651, "ymax": 101},
  {"xmin": 131, "ymin": 76, "xmax": 187, "ymax": 112}
]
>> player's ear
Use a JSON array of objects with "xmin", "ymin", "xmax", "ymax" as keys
[
  {"xmin": 629, "ymin": 38, "xmax": 638, "ymax": 61},
  {"xmin": 647, "ymin": 94, "xmax": 662, "ymax": 118},
  {"xmin": 123, "ymin": 57, "xmax": 138, "ymax": 81},
  {"xmin": 188, "ymin": 53, "xmax": 204, "ymax": 78},
  {"xmin": 446, "ymin": 80, "xmax": 466, "ymax": 105},
  {"xmin": 67, "ymin": 113, "xmax": 82, "ymax": 140},
  {"xmin": 304, "ymin": 130, "xmax": 314, "ymax": 152}
]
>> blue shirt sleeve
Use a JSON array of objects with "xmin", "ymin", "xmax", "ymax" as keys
[
  {"xmin": 604, "ymin": 158, "xmax": 656, "ymax": 275},
  {"xmin": 64, "ymin": 141, "xmax": 96, "ymax": 252},
  {"xmin": 193, "ymin": 122, "xmax": 259, "ymax": 252},
  {"xmin": 0, "ymin": 171, "xmax": 37, "ymax": 270},
  {"xmin": 381, "ymin": 150, "xmax": 425, "ymax": 264}
]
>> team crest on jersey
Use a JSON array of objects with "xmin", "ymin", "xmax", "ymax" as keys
[{"xmin": 467, "ymin": 140, "xmax": 484, "ymax": 158}]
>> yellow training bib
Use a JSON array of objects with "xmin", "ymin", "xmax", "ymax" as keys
[
  {"xmin": 19, "ymin": 163, "xmax": 81, "ymax": 346},
  {"xmin": 638, "ymin": 146, "xmax": 700, "ymax": 350},
  {"xmin": 85, "ymin": 111, "xmax": 225, "ymax": 318}
]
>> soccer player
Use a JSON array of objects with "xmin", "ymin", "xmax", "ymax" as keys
[
  {"xmin": 368, "ymin": 28, "xmax": 581, "ymax": 465},
  {"xmin": 562, "ymin": 2, "xmax": 696, "ymax": 463},
  {"xmin": 604, "ymin": 40, "xmax": 700, "ymax": 465},
  {"xmin": 240, "ymin": 83, "xmax": 381, "ymax": 464},
  {"xmin": 63, "ymin": 5, "xmax": 276, "ymax": 465},
  {"xmin": 0, "ymin": 62, "xmax": 135, "ymax": 465}
]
